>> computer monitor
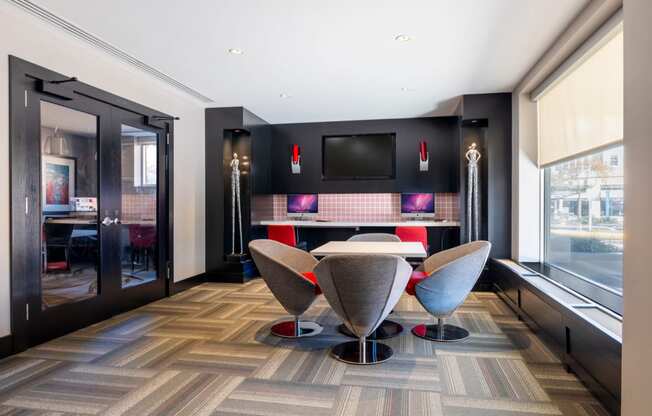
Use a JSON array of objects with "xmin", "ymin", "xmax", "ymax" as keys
[
  {"xmin": 401, "ymin": 193, "xmax": 435, "ymax": 219},
  {"xmin": 287, "ymin": 194, "xmax": 318, "ymax": 218}
]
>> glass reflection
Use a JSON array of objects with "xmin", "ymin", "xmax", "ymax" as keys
[
  {"xmin": 40, "ymin": 101, "xmax": 99, "ymax": 309},
  {"xmin": 120, "ymin": 125, "xmax": 158, "ymax": 288}
]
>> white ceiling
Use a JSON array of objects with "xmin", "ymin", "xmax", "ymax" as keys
[{"xmin": 32, "ymin": 0, "xmax": 587, "ymax": 124}]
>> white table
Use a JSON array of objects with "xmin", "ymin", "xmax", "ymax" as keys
[{"xmin": 310, "ymin": 241, "xmax": 427, "ymax": 258}]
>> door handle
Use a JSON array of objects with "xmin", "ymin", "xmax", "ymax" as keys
[{"xmin": 102, "ymin": 217, "xmax": 120, "ymax": 226}]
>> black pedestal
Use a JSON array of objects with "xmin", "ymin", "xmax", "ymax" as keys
[{"xmin": 220, "ymin": 254, "xmax": 256, "ymax": 283}]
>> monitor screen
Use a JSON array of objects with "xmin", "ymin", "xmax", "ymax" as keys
[
  {"xmin": 401, "ymin": 193, "xmax": 435, "ymax": 216},
  {"xmin": 287, "ymin": 194, "xmax": 318, "ymax": 215},
  {"xmin": 322, "ymin": 133, "xmax": 395, "ymax": 179}
]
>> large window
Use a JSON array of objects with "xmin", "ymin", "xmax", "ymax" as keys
[
  {"xmin": 535, "ymin": 21, "xmax": 623, "ymax": 310},
  {"xmin": 544, "ymin": 146, "xmax": 623, "ymax": 294}
]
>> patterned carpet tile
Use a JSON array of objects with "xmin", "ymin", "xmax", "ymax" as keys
[
  {"xmin": 342, "ymin": 353, "xmax": 440, "ymax": 392},
  {"xmin": 0, "ymin": 282, "xmax": 611, "ymax": 416},
  {"xmin": 145, "ymin": 318, "xmax": 235, "ymax": 340},
  {"xmin": 439, "ymin": 355, "xmax": 549, "ymax": 401},
  {"xmin": 192, "ymin": 302, "xmax": 261, "ymax": 321},
  {"xmin": 334, "ymin": 386, "xmax": 443, "ymax": 416},
  {"xmin": 139, "ymin": 299, "xmax": 216, "ymax": 316},
  {"xmin": 441, "ymin": 396, "xmax": 562, "ymax": 416},
  {"xmin": 92, "ymin": 337, "xmax": 200, "ymax": 369},
  {"xmin": 0, "ymin": 357, "xmax": 65, "ymax": 399},
  {"xmin": 169, "ymin": 341, "xmax": 274, "ymax": 376},
  {"xmin": 75, "ymin": 312, "xmax": 177, "ymax": 341},
  {"xmin": 172, "ymin": 288, "xmax": 233, "ymax": 304},
  {"xmin": 18, "ymin": 336, "xmax": 126, "ymax": 363},
  {"xmin": 252, "ymin": 348, "xmax": 347, "ymax": 385},
  {"xmin": 498, "ymin": 328, "xmax": 563, "ymax": 365},
  {"xmin": 214, "ymin": 378, "xmax": 338, "ymax": 416},
  {"xmin": 102, "ymin": 372, "xmax": 244, "ymax": 416},
  {"xmin": 2, "ymin": 365, "xmax": 155, "ymax": 414}
]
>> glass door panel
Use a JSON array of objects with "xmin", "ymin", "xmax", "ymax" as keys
[
  {"xmin": 120, "ymin": 124, "xmax": 159, "ymax": 288},
  {"xmin": 40, "ymin": 101, "xmax": 99, "ymax": 310}
]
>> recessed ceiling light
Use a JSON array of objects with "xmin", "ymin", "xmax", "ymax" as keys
[
  {"xmin": 228, "ymin": 48, "xmax": 244, "ymax": 55},
  {"xmin": 279, "ymin": 93, "xmax": 291, "ymax": 99},
  {"xmin": 394, "ymin": 34, "xmax": 413, "ymax": 42}
]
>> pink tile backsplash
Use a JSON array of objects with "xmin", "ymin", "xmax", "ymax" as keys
[
  {"xmin": 122, "ymin": 193, "xmax": 156, "ymax": 221},
  {"xmin": 252, "ymin": 193, "xmax": 459, "ymax": 222}
]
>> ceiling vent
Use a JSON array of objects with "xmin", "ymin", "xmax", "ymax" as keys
[{"xmin": 8, "ymin": 0, "xmax": 214, "ymax": 103}]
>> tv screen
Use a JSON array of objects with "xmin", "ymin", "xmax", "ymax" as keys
[
  {"xmin": 287, "ymin": 194, "xmax": 318, "ymax": 214},
  {"xmin": 401, "ymin": 193, "xmax": 435, "ymax": 215},
  {"xmin": 322, "ymin": 133, "xmax": 395, "ymax": 179}
]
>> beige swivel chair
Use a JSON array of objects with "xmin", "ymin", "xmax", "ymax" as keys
[
  {"xmin": 314, "ymin": 254, "xmax": 412, "ymax": 364},
  {"xmin": 406, "ymin": 241, "xmax": 491, "ymax": 342},
  {"xmin": 249, "ymin": 239, "xmax": 323, "ymax": 337},
  {"xmin": 336, "ymin": 232, "xmax": 404, "ymax": 340},
  {"xmin": 347, "ymin": 233, "xmax": 401, "ymax": 242}
]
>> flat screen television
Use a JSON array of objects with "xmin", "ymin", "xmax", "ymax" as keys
[
  {"xmin": 287, "ymin": 194, "xmax": 318, "ymax": 218},
  {"xmin": 322, "ymin": 133, "xmax": 396, "ymax": 180},
  {"xmin": 401, "ymin": 193, "xmax": 435, "ymax": 218}
]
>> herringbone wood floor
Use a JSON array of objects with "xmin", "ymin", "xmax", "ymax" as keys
[{"xmin": 0, "ymin": 279, "xmax": 609, "ymax": 415}]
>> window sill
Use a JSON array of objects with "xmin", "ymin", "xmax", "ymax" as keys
[
  {"xmin": 522, "ymin": 262, "xmax": 622, "ymax": 315},
  {"xmin": 496, "ymin": 259, "xmax": 622, "ymax": 343}
]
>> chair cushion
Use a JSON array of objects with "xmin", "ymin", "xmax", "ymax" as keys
[
  {"xmin": 301, "ymin": 271, "xmax": 322, "ymax": 295},
  {"xmin": 405, "ymin": 270, "xmax": 429, "ymax": 296}
]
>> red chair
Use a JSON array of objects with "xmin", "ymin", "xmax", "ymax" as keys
[
  {"xmin": 395, "ymin": 226, "xmax": 428, "ymax": 252},
  {"xmin": 267, "ymin": 225, "xmax": 307, "ymax": 250},
  {"xmin": 128, "ymin": 224, "xmax": 157, "ymax": 273}
]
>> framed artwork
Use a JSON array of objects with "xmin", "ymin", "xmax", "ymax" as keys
[{"xmin": 42, "ymin": 155, "xmax": 76, "ymax": 212}]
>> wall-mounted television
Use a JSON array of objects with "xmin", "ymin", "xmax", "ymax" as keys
[
  {"xmin": 287, "ymin": 193, "xmax": 318, "ymax": 218},
  {"xmin": 322, "ymin": 133, "xmax": 396, "ymax": 180},
  {"xmin": 401, "ymin": 193, "xmax": 435, "ymax": 218}
]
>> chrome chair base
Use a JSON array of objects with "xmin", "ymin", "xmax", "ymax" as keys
[
  {"xmin": 331, "ymin": 340, "xmax": 393, "ymax": 365},
  {"xmin": 338, "ymin": 320, "xmax": 403, "ymax": 340},
  {"xmin": 412, "ymin": 323, "xmax": 470, "ymax": 342},
  {"xmin": 271, "ymin": 319, "xmax": 323, "ymax": 338}
]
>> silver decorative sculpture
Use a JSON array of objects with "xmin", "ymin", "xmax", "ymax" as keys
[
  {"xmin": 230, "ymin": 153, "xmax": 244, "ymax": 255},
  {"xmin": 466, "ymin": 143, "xmax": 481, "ymax": 242}
]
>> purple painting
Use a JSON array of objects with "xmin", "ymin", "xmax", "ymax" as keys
[
  {"xmin": 287, "ymin": 194, "xmax": 318, "ymax": 214},
  {"xmin": 401, "ymin": 193, "xmax": 435, "ymax": 213}
]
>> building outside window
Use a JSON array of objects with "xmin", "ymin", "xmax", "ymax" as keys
[{"xmin": 544, "ymin": 146, "xmax": 624, "ymax": 294}]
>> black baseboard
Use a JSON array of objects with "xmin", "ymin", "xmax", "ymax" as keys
[
  {"xmin": 0, "ymin": 335, "xmax": 13, "ymax": 360},
  {"xmin": 168, "ymin": 273, "xmax": 209, "ymax": 295}
]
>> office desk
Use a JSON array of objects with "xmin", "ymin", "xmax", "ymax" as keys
[
  {"xmin": 253, "ymin": 220, "xmax": 459, "ymax": 228},
  {"xmin": 311, "ymin": 241, "xmax": 427, "ymax": 258}
]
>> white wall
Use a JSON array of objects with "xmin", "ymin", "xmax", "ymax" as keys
[
  {"xmin": 511, "ymin": 92, "xmax": 541, "ymax": 262},
  {"xmin": 622, "ymin": 1, "xmax": 652, "ymax": 413},
  {"xmin": 0, "ymin": 3, "xmax": 206, "ymax": 337},
  {"xmin": 510, "ymin": 0, "xmax": 622, "ymax": 263}
]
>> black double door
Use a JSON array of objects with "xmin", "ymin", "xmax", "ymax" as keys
[{"xmin": 12, "ymin": 67, "xmax": 170, "ymax": 349}]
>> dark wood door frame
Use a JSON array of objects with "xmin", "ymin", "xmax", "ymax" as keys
[{"xmin": 8, "ymin": 56, "xmax": 175, "ymax": 352}]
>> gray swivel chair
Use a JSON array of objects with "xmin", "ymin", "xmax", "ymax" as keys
[
  {"xmin": 314, "ymin": 254, "xmax": 412, "ymax": 364},
  {"xmin": 407, "ymin": 241, "xmax": 491, "ymax": 342},
  {"xmin": 347, "ymin": 233, "xmax": 401, "ymax": 242},
  {"xmin": 336, "ymin": 232, "xmax": 404, "ymax": 340},
  {"xmin": 249, "ymin": 239, "xmax": 323, "ymax": 338}
]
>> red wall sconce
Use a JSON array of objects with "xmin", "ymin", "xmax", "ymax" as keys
[
  {"xmin": 291, "ymin": 144, "xmax": 301, "ymax": 174},
  {"xmin": 419, "ymin": 140, "xmax": 429, "ymax": 171}
]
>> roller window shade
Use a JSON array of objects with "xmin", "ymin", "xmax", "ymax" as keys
[{"xmin": 538, "ymin": 30, "xmax": 623, "ymax": 167}]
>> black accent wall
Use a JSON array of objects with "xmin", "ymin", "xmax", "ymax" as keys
[
  {"xmin": 460, "ymin": 94, "xmax": 512, "ymax": 259},
  {"xmin": 271, "ymin": 117, "xmax": 460, "ymax": 194},
  {"xmin": 205, "ymin": 93, "xmax": 512, "ymax": 279},
  {"xmin": 205, "ymin": 107, "xmax": 272, "ymax": 277}
]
